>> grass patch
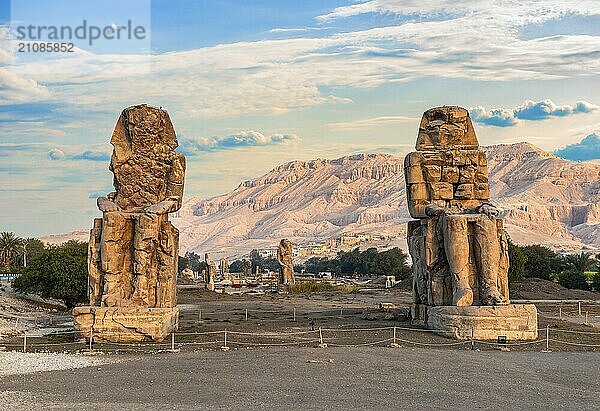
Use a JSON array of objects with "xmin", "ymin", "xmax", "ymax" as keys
[{"xmin": 286, "ymin": 280, "xmax": 360, "ymax": 294}]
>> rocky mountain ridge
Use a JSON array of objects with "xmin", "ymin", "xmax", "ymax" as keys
[
  {"xmin": 169, "ymin": 142, "xmax": 600, "ymax": 258},
  {"xmin": 43, "ymin": 143, "xmax": 600, "ymax": 259}
]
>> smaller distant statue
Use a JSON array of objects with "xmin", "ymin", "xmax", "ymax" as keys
[
  {"xmin": 205, "ymin": 253, "xmax": 216, "ymax": 291},
  {"xmin": 277, "ymin": 239, "xmax": 295, "ymax": 285},
  {"xmin": 220, "ymin": 258, "xmax": 231, "ymax": 281}
]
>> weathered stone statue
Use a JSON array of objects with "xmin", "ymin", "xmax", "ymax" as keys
[
  {"xmin": 205, "ymin": 253, "xmax": 216, "ymax": 291},
  {"xmin": 73, "ymin": 104, "xmax": 184, "ymax": 343},
  {"xmin": 220, "ymin": 258, "xmax": 231, "ymax": 281},
  {"xmin": 405, "ymin": 106, "xmax": 537, "ymax": 340},
  {"xmin": 277, "ymin": 239, "xmax": 295, "ymax": 285}
]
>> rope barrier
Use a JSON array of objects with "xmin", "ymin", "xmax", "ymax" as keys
[
  {"xmin": 393, "ymin": 338, "xmax": 471, "ymax": 347},
  {"xmin": 227, "ymin": 339, "xmax": 321, "ymax": 347},
  {"xmin": 327, "ymin": 338, "xmax": 394, "ymax": 347},
  {"xmin": 548, "ymin": 338, "xmax": 600, "ymax": 348}
]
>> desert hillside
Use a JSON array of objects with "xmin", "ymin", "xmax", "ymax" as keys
[{"xmin": 167, "ymin": 142, "xmax": 600, "ymax": 258}]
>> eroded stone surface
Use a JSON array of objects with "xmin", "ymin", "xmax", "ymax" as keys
[
  {"xmin": 425, "ymin": 304, "xmax": 538, "ymax": 340},
  {"xmin": 74, "ymin": 105, "xmax": 185, "ymax": 343},
  {"xmin": 73, "ymin": 307, "xmax": 179, "ymax": 343}
]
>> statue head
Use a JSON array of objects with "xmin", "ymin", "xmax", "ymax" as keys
[
  {"xmin": 109, "ymin": 104, "xmax": 178, "ymax": 168},
  {"xmin": 416, "ymin": 106, "xmax": 479, "ymax": 151}
]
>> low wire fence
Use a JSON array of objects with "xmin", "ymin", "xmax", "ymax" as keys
[{"xmin": 3, "ymin": 324, "xmax": 600, "ymax": 354}]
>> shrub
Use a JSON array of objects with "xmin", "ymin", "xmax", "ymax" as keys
[
  {"xmin": 12, "ymin": 240, "xmax": 88, "ymax": 309},
  {"xmin": 508, "ymin": 239, "xmax": 527, "ymax": 281},
  {"xmin": 558, "ymin": 269, "xmax": 590, "ymax": 291},
  {"xmin": 592, "ymin": 272, "xmax": 600, "ymax": 292}
]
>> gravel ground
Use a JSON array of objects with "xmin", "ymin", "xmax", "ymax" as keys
[
  {"xmin": 0, "ymin": 351, "xmax": 120, "ymax": 377},
  {"xmin": 0, "ymin": 347, "xmax": 599, "ymax": 410}
]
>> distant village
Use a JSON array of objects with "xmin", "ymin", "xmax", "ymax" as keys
[{"xmin": 254, "ymin": 232, "xmax": 392, "ymax": 261}]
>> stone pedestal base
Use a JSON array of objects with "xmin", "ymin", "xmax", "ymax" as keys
[
  {"xmin": 412, "ymin": 304, "xmax": 538, "ymax": 341},
  {"xmin": 72, "ymin": 306, "xmax": 179, "ymax": 343}
]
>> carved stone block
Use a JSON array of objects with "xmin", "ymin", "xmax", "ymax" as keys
[
  {"xmin": 441, "ymin": 166, "xmax": 459, "ymax": 183},
  {"xmin": 474, "ymin": 182, "xmax": 490, "ymax": 199},
  {"xmin": 454, "ymin": 183, "xmax": 474, "ymax": 199},
  {"xmin": 424, "ymin": 165, "xmax": 441, "ymax": 182},
  {"xmin": 405, "ymin": 165, "xmax": 425, "ymax": 183},
  {"xmin": 429, "ymin": 182, "xmax": 453, "ymax": 200}
]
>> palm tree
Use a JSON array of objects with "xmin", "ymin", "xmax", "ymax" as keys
[
  {"xmin": 563, "ymin": 252, "xmax": 593, "ymax": 273},
  {"xmin": 0, "ymin": 232, "xmax": 24, "ymax": 271}
]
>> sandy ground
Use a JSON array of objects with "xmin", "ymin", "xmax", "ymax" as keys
[
  {"xmin": 0, "ymin": 347, "xmax": 599, "ymax": 410},
  {"xmin": 1, "ymin": 286, "xmax": 599, "ymax": 352}
]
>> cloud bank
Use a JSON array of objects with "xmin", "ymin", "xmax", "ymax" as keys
[
  {"xmin": 178, "ymin": 131, "xmax": 300, "ymax": 156},
  {"xmin": 554, "ymin": 133, "xmax": 600, "ymax": 161},
  {"xmin": 470, "ymin": 99, "xmax": 599, "ymax": 127}
]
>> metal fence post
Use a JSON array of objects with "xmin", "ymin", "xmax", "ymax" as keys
[
  {"xmin": 293, "ymin": 307, "xmax": 296, "ymax": 322},
  {"xmin": 578, "ymin": 301, "xmax": 582, "ymax": 316},
  {"xmin": 545, "ymin": 324, "xmax": 549, "ymax": 351},
  {"xmin": 318, "ymin": 327, "xmax": 327, "ymax": 348},
  {"xmin": 339, "ymin": 308, "xmax": 343, "ymax": 319},
  {"xmin": 171, "ymin": 332, "xmax": 175, "ymax": 351},
  {"xmin": 559, "ymin": 307, "xmax": 562, "ymax": 319},
  {"xmin": 89, "ymin": 327, "xmax": 93, "ymax": 351},
  {"xmin": 245, "ymin": 308, "xmax": 248, "ymax": 321},
  {"xmin": 471, "ymin": 327, "xmax": 474, "ymax": 350},
  {"xmin": 585, "ymin": 311, "xmax": 589, "ymax": 325},
  {"xmin": 23, "ymin": 332, "xmax": 27, "ymax": 353}
]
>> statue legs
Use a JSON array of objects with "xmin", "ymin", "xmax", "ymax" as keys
[
  {"xmin": 473, "ymin": 216, "xmax": 507, "ymax": 305},
  {"xmin": 100, "ymin": 211, "xmax": 130, "ymax": 307},
  {"xmin": 130, "ymin": 213, "xmax": 161, "ymax": 306},
  {"xmin": 442, "ymin": 214, "xmax": 473, "ymax": 306}
]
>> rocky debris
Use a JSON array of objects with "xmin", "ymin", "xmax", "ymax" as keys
[
  {"xmin": 362, "ymin": 306, "xmax": 408, "ymax": 321},
  {"xmin": 73, "ymin": 105, "xmax": 185, "ymax": 343}
]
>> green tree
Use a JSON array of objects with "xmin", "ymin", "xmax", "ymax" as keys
[
  {"xmin": 522, "ymin": 245, "xmax": 559, "ymax": 280},
  {"xmin": 507, "ymin": 239, "xmax": 527, "ymax": 282},
  {"xmin": 338, "ymin": 248, "xmax": 363, "ymax": 275},
  {"xmin": 22, "ymin": 238, "xmax": 45, "ymax": 267},
  {"xmin": 0, "ymin": 232, "xmax": 24, "ymax": 271},
  {"xmin": 558, "ymin": 269, "xmax": 590, "ymax": 291},
  {"xmin": 230, "ymin": 259, "xmax": 251, "ymax": 273},
  {"xmin": 12, "ymin": 240, "xmax": 88, "ymax": 309},
  {"xmin": 563, "ymin": 252, "xmax": 593, "ymax": 273},
  {"xmin": 369, "ymin": 247, "xmax": 411, "ymax": 280}
]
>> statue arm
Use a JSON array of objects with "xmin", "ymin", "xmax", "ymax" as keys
[
  {"xmin": 478, "ymin": 203, "xmax": 499, "ymax": 219},
  {"xmin": 166, "ymin": 152, "xmax": 186, "ymax": 212},
  {"xmin": 145, "ymin": 153, "xmax": 186, "ymax": 216},
  {"xmin": 425, "ymin": 204, "xmax": 447, "ymax": 217},
  {"xmin": 97, "ymin": 195, "xmax": 119, "ymax": 212}
]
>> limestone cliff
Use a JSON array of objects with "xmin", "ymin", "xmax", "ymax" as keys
[{"xmin": 171, "ymin": 143, "xmax": 600, "ymax": 257}]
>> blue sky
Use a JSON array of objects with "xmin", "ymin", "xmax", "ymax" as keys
[{"xmin": 1, "ymin": 0, "xmax": 600, "ymax": 236}]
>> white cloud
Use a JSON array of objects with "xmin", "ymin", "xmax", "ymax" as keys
[
  {"xmin": 326, "ymin": 115, "xmax": 417, "ymax": 130},
  {"xmin": 470, "ymin": 99, "xmax": 599, "ymax": 127},
  {"xmin": 48, "ymin": 148, "xmax": 65, "ymax": 160},
  {"xmin": 3, "ymin": 1, "xmax": 600, "ymax": 118},
  {"xmin": 178, "ymin": 131, "xmax": 300, "ymax": 155}
]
